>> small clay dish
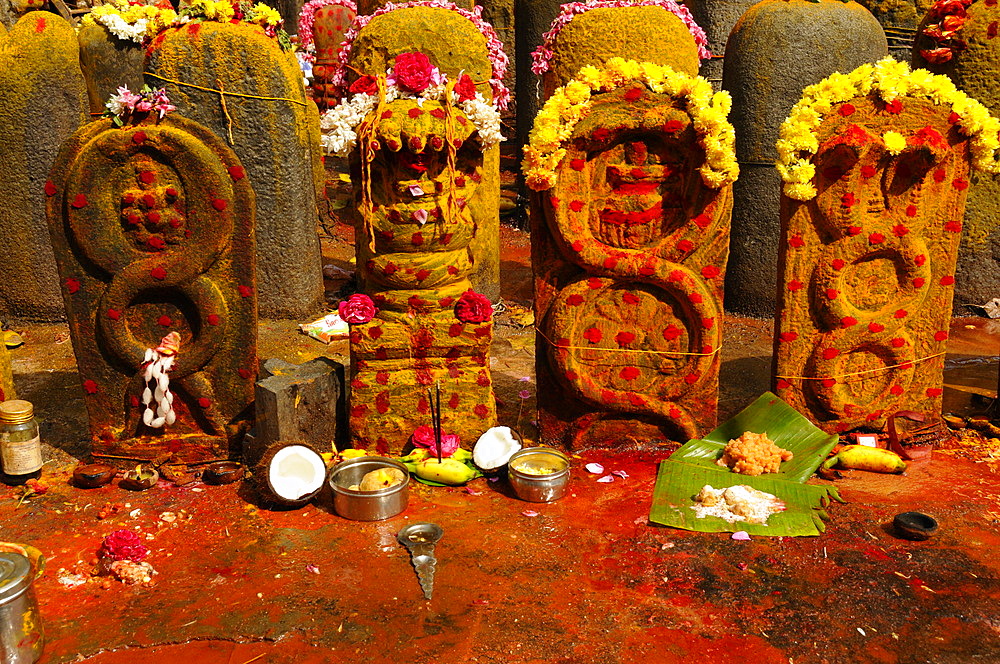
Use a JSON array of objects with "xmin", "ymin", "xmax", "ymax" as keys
[
  {"xmin": 73, "ymin": 463, "xmax": 115, "ymax": 489},
  {"xmin": 120, "ymin": 467, "xmax": 159, "ymax": 491},
  {"xmin": 893, "ymin": 512, "xmax": 939, "ymax": 541},
  {"xmin": 203, "ymin": 461, "xmax": 244, "ymax": 485}
]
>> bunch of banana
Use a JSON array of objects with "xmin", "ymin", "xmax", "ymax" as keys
[
  {"xmin": 821, "ymin": 445, "xmax": 907, "ymax": 475},
  {"xmin": 400, "ymin": 448, "xmax": 481, "ymax": 485}
]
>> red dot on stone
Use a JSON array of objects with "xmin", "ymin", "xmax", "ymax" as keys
[
  {"xmin": 71, "ymin": 194, "xmax": 88, "ymax": 208},
  {"xmin": 953, "ymin": 178, "xmax": 969, "ymax": 191},
  {"xmin": 228, "ymin": 165, "xmax": 246, "ymax": 180},
  {"xmin": 570, "ymin": 159, "xmax": 586, "ymax": 171},
  {"xmin": 779, "ymin": 331, "xmax": 798, "ymax": 342},
  {"xmin": 238, "ymin": 285, "xmax": 253, "ymax": 297},
  {"xmin": 832, "ymin": 259, "xmax": 845, "ymax": 270},
  {"xmin": 868, "ymin": 322, "xmax": 885, "ymax": 333},
  {"xmin": 702, "ymin": 317, "xmax": 715, "ymax": 330},
  {"xmin": 570, "ymin": 200, "xmax": 584, "ymax": 212},
  {"xmin": 841, "ymin": 316, "xmax": 857, "ymax": 327},
  {"xmin": 615, "ymin": 331, "xmax": 636, "ymax": 346},
  {"xmin": 83, "ymin": 379, "xmax": 99, "ymax": 394},
  {"xmin": 207, "ymin": 314, "xmax": 220, "ymax": 326},
  {"xmin": 893, "ymin": 224, "xmax": 909, "ymax": 237},
  {"xmin": 826, "ymin": 289, "xmax": 839, "ymax": 300},
  {"xmin": 848, "ymin": 226, "xmax": 862, "ymax": 236},
  {"xmin": 890, "ymin": 385, "xmax": 904, "ymax": 396},
  {"xmin": 891, "ymin": 337, "xmax": 905, "ymax": 348},
  {"xmin": 894, "ymin": 309, "xmax": 908, "ymax": 319},
  {"xmin": 107, "ymin": 308, "xmax": 121, "ymax": 320},
  {"xmin": 839, "ymin": 103, "xmax": 855, "ymax": 117},
  {"xmin": 912, "ymin": 277, "xmax": 925, "ymax": 288},
  {"xmin": 869, "ymin": 232, "xmax": 885, "ymax": 244},
  {"xmin": 165, "ymin": 187, "xmax": 178, "ymax": 198},
  {"xmin": 211, "ymin": 198, "xmax": 228, "ymax": 211},
  {"xmin": 926, "ymin": 388, "xmax": 943, "ymax": 398},
  {"xmin": 861, "ymin": 165, "xmax": 877, "ymax": 179},
  {"xmin": 684, "ymin": 373, "xmax": 699, "ymax": 385},
  {"xmin": 126, "ymin": 214, "xmax": 141, "ymax": 226},
  {"xmin": 822, "ymin": 348, "xmax": 839, "ymax": 360},
  {"xmin": 841, "ymin": 193, "xmax": 856, "ymax": 207},
  {"xmin": 412, "ymin": 233, "xmax": 424, "ymax": 246},
  {"xmin": 603, "ymin": 257, "xmax": 618, "ymax": 269},
  {"xmin": 150, "ymin": 267, "xmax": 166, "ymax": 280},
  {"xmin": 933, "ymin": 169, "xmax": 946, "ymax": 183},
  {"xmin": 934, "ymin": 331, "xmax": 948, "ymax": 341},
  {"xmin": 238, "ymin": 368, "xmax": 252, "ymax": 379},
  {"xmin": 142, "ymin": 193, "xmax": 156, "ymax": 208},
  {"xmin": 44, "ymin": 180, "xmax": 57, "ymax": 197},
  {"xmin": 620, "ymin": 366, "xmax": 640, "ymax": 380},
  {"xmin": 677, "ymin": 240, "xmax": 694, "ymax": 252},
  {"xmin": 473, "ymin": 404, "xmax": 489, "ymax": 419},
  {"xmin": 571, "ymin": 241, "xmax": 583, "ymax": 252},
  {"xmin": 157, "ymin": 315, "xmax": 172, "ymax": 327},
  {"xmin": 822, "ymin": 379, "xmax": 837, "ymax": 388},
  {"xmin": 566, "ymin": 294, "xmax": 584, "ymax": 306},
  {"xmin": 663, "ymin": 326, "xmax": 682, "ymax": 341},
  {"xmin": 905, "ymin": 205, "xmax": 917, "ymax": 217},
  {"xmin": 130, "ymin": 395, "xmax": 140, "ymax": 408},
  {"xmin": 776, "ymin": 379, "xmax": 791, "ymax": 390},
  {"xmin": 622, "ymin": 292, "xmax": 640, "ymax": 305},
  {"xmin": 787, "ymin": 280, "xmax": 803, "ymax": 292},
  {"xmin": 702, "ymin": 265, "xmax": 720, "ymax": 279},
  {"xmin": 789, "ymin": 235, "xmax": 804, "ymax": 248},
  {"xmin": 941, "ymin": 275, "xmax": 955, "ymax": 285},
  {"xmin": 693, "ymin": 213, "xmax": 711, "ymax": 229},
  {"xmin": 584, "ymin": 327, "xmax": 602, "ymax": 343},
  {"xmin": 587, "ymin": 277, "xmax": 602, "ymax": 290},
  {"xmin": 198, "ymin": 398, "xmax": 212, "ymax": 408},
  {"xmin": 65, "ymin": 278, "xmax": 80, "ymax": 294},
  {"xmin": 139, "ymin": 171, "xmax": 156, "ymax": 184},
  {"xmin": 132, "ymin": 131, "xmax": 147, "ymax": 144}
]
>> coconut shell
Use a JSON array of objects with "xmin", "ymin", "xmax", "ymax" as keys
[{"xmin": 252, "ymin": 440, "xmax": 327, "ymax": 507}]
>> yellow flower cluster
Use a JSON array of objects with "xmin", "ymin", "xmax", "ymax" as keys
[
  {"xmin": 82, "ymin": 0, "xmax": 177, "ymax": 41},
  {"xmin": 246, "ymin": 2, "xmax": 282, "ymax": 27},
  {"xmin": 522, "ymin": 57, "xmax": 739, "ymax": 191},
  {"xmin": 777, "ymin": 57, "xmax": 1000, "ymax": 201},
  {"xmin": 187, "ymin": 0, "xmax": 236, "ymax": 22}
]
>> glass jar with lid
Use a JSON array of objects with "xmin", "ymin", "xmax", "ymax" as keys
[{"xmin": 0, "ymin": 400, "xmax": 42, "ymax": 479}]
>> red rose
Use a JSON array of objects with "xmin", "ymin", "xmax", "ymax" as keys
[
  {"xmin": 349, "ymin": 75, "xmax": 379, "ymax": 96},
  {"xmin": 339, "ymin": 294, "xmax": 377, "ymax": 325},
  {"xmin": 393, "ymin": 52, "xmax": 434, "ymax": 93},
  {"xmin": 454, "ymin": 74, "xmax": 477, "ymax": 102},
  {"xmin": 100, "ymin": 529, "xmax": 149, "ymax": 562},
  {"xmin": 454, "ymin": 289, "xmax": 492, "ymax": 323},
  {"xmin": 411, "ymin": 425, "xmax": 460, "ymax": 456}
]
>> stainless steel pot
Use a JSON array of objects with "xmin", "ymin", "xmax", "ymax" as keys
[
  {"xmin": 507, "ymin": 448, "xmax": 571, "ymax": 503},
  {"xmin": 0, "ymin": 552, "xmax": 42, "ymax": 664},
  {"xmin": 328, "ymin": 456, "xmax": 410, "ymax": 521}
]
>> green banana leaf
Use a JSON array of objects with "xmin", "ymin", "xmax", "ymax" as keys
[
  {"xmin": 667, "ymin": 392, "xmax": 839, "ymax": 483},
  {"xmin": 649, "ymin": 460, "xmax": 844, "ymax": 536}
]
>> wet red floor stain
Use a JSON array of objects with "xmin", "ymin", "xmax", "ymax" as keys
[{"xmin": 0, "ymin": 449, "xmax": 993, "ymax": 664}]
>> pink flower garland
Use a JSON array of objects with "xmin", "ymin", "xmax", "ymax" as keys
[
  {"xmin": 530, "ymin": 0, "xmax": 711, "ymax": 76},
  {"xmin": 332, "ymin": 0, "xmax": 510, "ymax": 111},
  {"xmin": 297, "ymin": 0, "xmax": 357, "ymax": 52}
]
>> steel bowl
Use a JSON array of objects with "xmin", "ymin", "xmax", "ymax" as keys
[
  {"xmin": 507, "ymin": 447, "xmax": 570, "ymax": 503},
  {"xmin": 328, "ymin": 456, "xmax": 409, "ymax": 521}
]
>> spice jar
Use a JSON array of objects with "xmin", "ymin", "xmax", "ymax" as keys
[{"xmin": 0, "ymin": 401, "xmax": 42, "ymax": 479}]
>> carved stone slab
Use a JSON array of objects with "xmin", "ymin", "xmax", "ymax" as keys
[{"xmin": 46, "ymin": 115, "xmax": 257, "ymax": 462}]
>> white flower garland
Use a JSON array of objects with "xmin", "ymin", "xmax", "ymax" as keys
[{"xmin": 320, "ymin": 80, "xmax": 504, "ymax": 157}]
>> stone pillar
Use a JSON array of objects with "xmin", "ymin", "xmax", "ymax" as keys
[
  {"xmin": 299, "ymin": 0, "xmax": 357, "ymax": 111},
  {"xmin": 46, "ymin": 114, "xmax": 258, "ymax": 463},
  {"xmin": 528, "ymin": 62, "xmax": 737, "ymax": 449},
  {"xmin": 146, "ymin": 22, "xmax": 324, "ymax": 319},
  {"xmin": 913, "ymin": 0, "xmax": 1000, "ymax": 311},
  {"xmin": 77, "ymin": 23, "xmax": 146, "ymax": 116},
  {"xmin": 857, "ymin": 0, "xmax": 929, "ymax": 61},
  {"xmin": 0, "ymin": 12, "xmax": 87, "ymax": 321},
  {"xmin": 723, "ymin": 0, "xmax": 887, "ymax": 316},
  {"xmin": 773, "ymin": 61, "xmax": 985, "ymax": 434},
  {"xmin": 340, "ymin": 4, "xmax": 503, "ymax": 452},
  {"xmin": 685, "ymin": 0, "xmax": 757, "ymax": 87}
]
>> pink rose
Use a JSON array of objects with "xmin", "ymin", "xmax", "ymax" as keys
[
  {"xmin": 411, "ymin": 424, "xmax": 460, "ymax": 457},
  {"xmin": 338, "ymin": 293, "xmax": 377, "ymax": 324},
  {"xmin": 454, "ymin": 289, "xmax": 492, "ymax": 323},
  {"xmin": 349, "ymin": 75, "xmax": 379, "ymax": 96},
  {"xmin": 393, "ymin": 52, "xmax": 434, "ymax": 93},
  {"xmin": 454, "ymin": 74, "xmax": 477, "ymax": 102},
  {"xmin": 99, "ymin": 529, "xmax": 149, "ymax": 562}
]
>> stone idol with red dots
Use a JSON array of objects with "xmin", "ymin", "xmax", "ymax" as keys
[
  {"xmin": 773, "ymin": 60, "xmax": 996, "ymax": 434},
  {"xmin": 297, "ymin": 0, "xmax": 357, "ymax": 111},
  {"xmin": 528, "ymin": 72, "xmax": 737, "ymax": 448},
  {"xmin": 339, "ymin": 5, "xmax": 503, "ymax": 452},
  {"xmin": 45, "ymin": 114, "xmax": 258, "ymax": 463},
  {"xmin": 914, "ymin": 0, "xmax": 1000, "ymax": 310}
]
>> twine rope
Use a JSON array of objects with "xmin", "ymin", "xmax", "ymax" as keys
[{"xmin": 775, "ymin": 351, "xmax": 947, "ymax": 382}]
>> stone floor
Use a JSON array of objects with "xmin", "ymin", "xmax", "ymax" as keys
[{"xmin": 2, "ymin": 224, "xmax": 1000, "ymax": 663}]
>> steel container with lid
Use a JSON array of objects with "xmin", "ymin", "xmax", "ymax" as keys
[{"xmin": 0, "ymin": 552, "xmax": 43, "ymax": 663}]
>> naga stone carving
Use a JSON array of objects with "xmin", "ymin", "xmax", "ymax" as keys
[
  {"xmin": 723, "ymin": 0, "xmax": 887, "ymax": 316},
  {"xmin": 46, "ymin": 114, "xmax": 258, "ymax": 463},
  {"xmin": 773, "ymin": 58, "xmax": 1000, "ymax": 433},
  {"xmin": 525, "ymin": 59, "xmax": 738, "ymax": 449},
  {"xmin": 329, "ymin": 3, "xmax": 508, "ymax": 452},
  {"xmin": 0, "ymin": 11, "xmax": 88, "ymax": 321},
  {"xmin": 914, "ymin": 0, "xmax": 1000, "ymax": 311},
  {"xmin": 298, "ymin": 0, "xmax": 357, "ymax": 111},
  {"xmin": 146, "ymin": 21, "xmax": 324, "ymax": 318}
]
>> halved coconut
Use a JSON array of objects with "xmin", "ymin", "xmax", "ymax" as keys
[
  {"xmin": 254, "ymin": 441, "xmax": 326, "ymax": 507},
  {"xmin": 473, "ymin": 426, "xmax": 522, "ymax": 471}
]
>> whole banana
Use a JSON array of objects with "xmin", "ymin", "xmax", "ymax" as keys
[
  {"xmin": 414, "ymin": 458, "xmax": 481, "ymax": 485},
  {"xmin": 822, "ymin": 445, "xmax": 906, "ymax": 474}
]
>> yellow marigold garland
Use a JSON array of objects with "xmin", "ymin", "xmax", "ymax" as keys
[
  {"xmin": 522, "ymin": 57, "xmax": 738, "ymax": 192},
  {"xmin": 777, "ymin": 57, "xmax": 1000, "ymax": 201}
]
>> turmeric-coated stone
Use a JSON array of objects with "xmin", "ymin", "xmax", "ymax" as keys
[
  {"xmin": 330, "ymin": 3, "xmax": 507, "ymax": 451},
  {"xmin": 0, "ymin": 12, "xmax": 88, "ymax": 321},
  {"xmin": 773, "ymin": 59, "xmax": 998, "ymax": 433},
  {"xmin": 0, "ymin": 339, "xmax": 14, "ymax": 403},
  {"xmin": 77, "ymin": 23, "xmax": 145, "ymax": 116},
  {"xmin": 913, "ymin": 0, "xmax": 1000, "ymax": 310},
  {"xmin": 146, "ymin": 21, "xmax": 324, "ymax": 318},
  {"xmin": 46, "ymin": 114, "xmax": 258, "ymax": 463},
  {"xmin": 526, "ymin": 58, "xmax": 738, "ymax": 449},
  {"xmin": 723, "ymin": 0, "xmax": 887, "ymax": 316}
]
